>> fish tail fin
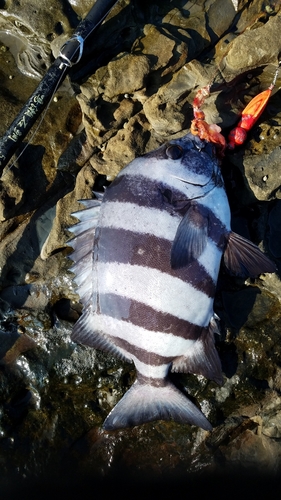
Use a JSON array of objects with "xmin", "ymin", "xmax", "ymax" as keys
[{"xmin": 102, "ymin": 378, "xmax": 212, "ymax": 431}]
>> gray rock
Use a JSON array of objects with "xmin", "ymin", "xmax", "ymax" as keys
[
  {"xmin": 243, "ymin": 146, "xmax": 281, "ymax": 201},
  {"xmin": 224, "ymin": 13, "xmax": 281, "ymax": 77}
]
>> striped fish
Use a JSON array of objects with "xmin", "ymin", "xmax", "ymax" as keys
[{"xmin": 70, "ymin": 133, "xmax": 275, "ymax": 431}]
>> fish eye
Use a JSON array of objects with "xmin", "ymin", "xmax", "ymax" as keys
[{"xmin": 165, "ymin": 144, "xmax": 183, "ymax": 160}]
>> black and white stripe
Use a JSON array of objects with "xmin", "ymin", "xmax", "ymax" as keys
[
  {"xmin": 71, "ymin": 132, "xmax": 275, "ymax": 430},
  {"xmin": 71, "ymin": 138, "xmax": 226, "ymax": 429}
]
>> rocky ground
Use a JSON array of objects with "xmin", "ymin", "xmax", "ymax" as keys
[{"xmin": 0, "ymin": 0, "xmax": 281, "ymax": 492}]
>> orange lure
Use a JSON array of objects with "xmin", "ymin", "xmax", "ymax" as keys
[
  {"xmin": 227, "ymin": 86, "xmax": 273, "ymax": 149},
  {"xmin": 191, "ymin": 64, "xmax": 280, "ymax": 153}
]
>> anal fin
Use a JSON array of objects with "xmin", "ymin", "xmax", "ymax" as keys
[
  {"xmin": 171, "ymin": 319, "xmax": 223, "ymax": 385},
  {"xmin": 71, "ymin": 308, "xmax": 131, "ymax": 363}
]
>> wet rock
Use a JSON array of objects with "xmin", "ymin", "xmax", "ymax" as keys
[
  {"xmin": 0, "ymin": 329, "xmax": 36, "ymax": 364},
  {"xmin": 0, "ymin": 283, "xmax": 50, "ymax": 310},
  {"xmin": 0, "ymin": 0, "xmax": 75, "ymax": 79},
  {"xmin": 53, "ymin": 297, "xmax": 81, "ymax": 322},
  {"xmin": 262, "ymin": 398, "xmax": 281, "ymax": 438},
  {"xmin": 0, "ymin": 27, "xmax": 50, "ymax": 79},
  {"xmin": 221, "ymin": 427, "xmax": 281, "ymax": 471}
]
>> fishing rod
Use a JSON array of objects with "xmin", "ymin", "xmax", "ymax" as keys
[{"xmin": 0, "ymin": 0, "xmax": 119, "ymax": 174}]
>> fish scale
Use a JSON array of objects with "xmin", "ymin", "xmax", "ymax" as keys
[{"xmin": 70, "ymin": 132, "xmax": 275, "ymax": 431}]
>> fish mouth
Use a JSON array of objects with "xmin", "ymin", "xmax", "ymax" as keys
[{"xmin": 170, "ymin": 174, "xmax": 212, "ymax": 187}]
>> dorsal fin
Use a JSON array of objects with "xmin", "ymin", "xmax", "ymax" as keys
[{"xmin": 69, "ymin": 198, "xmax": 102, "ymax": 309}]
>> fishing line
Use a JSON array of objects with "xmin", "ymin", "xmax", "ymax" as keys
[{"xmin": 269, "ymin": 60, "xmax": 281, "ymax": 89}]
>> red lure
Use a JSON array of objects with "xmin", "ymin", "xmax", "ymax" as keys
[{"xmin": 191, "ymin": 64, "xmax": 280, "ymax": 154}]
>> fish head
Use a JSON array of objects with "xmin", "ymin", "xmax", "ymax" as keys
[{"xmin": 142, "ymin": 133, "xmax": 223, "ymax": 198}]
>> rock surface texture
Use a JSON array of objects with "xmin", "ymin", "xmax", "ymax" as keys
[{"xmin": 0, "ymin": 0, "xmax": 281, "ymax": 490}]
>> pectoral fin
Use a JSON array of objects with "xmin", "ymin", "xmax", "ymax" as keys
[
  {"xmin": 224, "ymin": 231, "xmax": 276, "ymax": 278},
  {"xmin": 171, "ymin": 204, "xmax": 209, "ymax": 269}
]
